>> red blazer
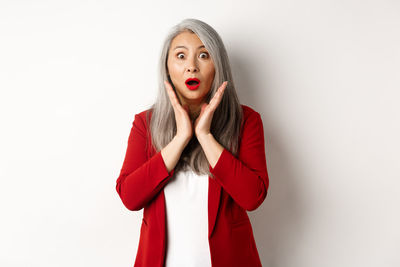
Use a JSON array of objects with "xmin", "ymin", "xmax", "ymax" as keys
[{"xmin": 116, "ymin": 104, "xmax": 269, "ymax": 267}]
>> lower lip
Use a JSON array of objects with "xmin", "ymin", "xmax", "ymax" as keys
[{"xmin": 185, "ymin": 83, "xmax": 200, "ymax": 90}]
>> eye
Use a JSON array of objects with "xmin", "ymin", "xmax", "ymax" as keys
[
  {"xmin": 177, "ymin": 52, "xmax": 185, "ymax": 59},
  {"xmin": 199, "ymin": 52, "xmax": 209, "ymax": 59}
]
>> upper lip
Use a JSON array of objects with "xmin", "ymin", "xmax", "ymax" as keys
[{"xmin": 185, "ymin": 77, "xmax": 200, "ymax": 84}]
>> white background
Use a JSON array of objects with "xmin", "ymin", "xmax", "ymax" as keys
[{"xmin": 1, "ymin": 1, "xmax": 399, "ymax": 266}]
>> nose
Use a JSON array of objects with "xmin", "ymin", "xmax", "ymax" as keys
[
  {"xmin": 186, "ymin": 66, "xmax": 198, "ymax": 73},
  {"xmin": 186, "ymin": 57, "xmax": 199, "ymax": 73}
]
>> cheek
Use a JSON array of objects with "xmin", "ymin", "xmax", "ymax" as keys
[
  {"xmin": 167, "ymin": 62, "xmax": 182, "ymax": 77},
  {"xmin": 205, "ymin": 66, "xmax": 215, "ymax": 83}
]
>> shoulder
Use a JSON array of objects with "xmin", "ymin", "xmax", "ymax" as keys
[
  {"xmin": 240, "ymin": 104, "xmax": 261, "ymax": 121},
  {"xmin": 135, "ymin": 104, "xmax": 260, "ymax": 124},
  {"xmin": 131, "ymin": 108, "xmax": 153, "ymax": 130},
  {"xmin": 135, "ymin": 108, "xmax": 152, "ymax": 120},
  {"xmin": 239, "ymin": 104, "xmax": 264, "ymax": 139}
]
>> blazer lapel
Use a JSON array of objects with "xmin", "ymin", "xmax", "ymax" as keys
[{"xmin": 208, "ymin": 173, "xmax": 222, "ymax": 238}]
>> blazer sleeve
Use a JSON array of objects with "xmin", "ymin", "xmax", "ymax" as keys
[
  {"xmin": 115, "ymin": 113, "xmax": 175, "ymax": 211},
  {"xmin": 209, "ymin": 111, "xmax": 269, "ymax": 211}
]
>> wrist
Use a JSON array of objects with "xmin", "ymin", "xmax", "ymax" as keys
[
  {"xmin": 196, "ymin": 132, "xmax": 213, "ymax": 144},
  {"xmin": 174, "ymin": 134, "xmax": 190, "ymax": 147}
]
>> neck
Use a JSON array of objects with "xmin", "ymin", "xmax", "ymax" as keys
[
  {"xmin": 187, "ymin": 104, "xmax": 201, "ymax": 121},
  {"xmin": 175, "ymin": 93, "xmax": 205, "ymax": 121}
]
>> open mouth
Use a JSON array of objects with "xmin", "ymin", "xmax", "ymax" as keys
[{"xmin": 185, "ymin": 78, "xmax": 201, "ymax": 90}]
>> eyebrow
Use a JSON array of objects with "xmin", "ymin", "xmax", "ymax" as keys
[{"xmin": 173, "ymin": 45, "xmax": 205, "ymax": 50}]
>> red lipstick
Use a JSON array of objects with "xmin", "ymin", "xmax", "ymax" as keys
[{"xmin": 185, "ymin": 78, "xmax": 201, "ymax": 90}]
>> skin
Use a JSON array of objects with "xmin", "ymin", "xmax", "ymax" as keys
[
  {"xmin": 167, "ymin": 30, "xmax": 216, "ymax": 121},
  {"xmin": 161, "ymin": 31, "xmax": 228, "ymax": 171}
]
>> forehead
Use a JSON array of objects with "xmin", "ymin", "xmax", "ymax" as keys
[{"xmin": 170, "ymin": 31, "xmax": 205, "ymax": 50}]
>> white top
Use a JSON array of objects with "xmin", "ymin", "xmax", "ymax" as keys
[{"xmin": 163, "ymin": 168, "xmax": 212, "ymax": 267}]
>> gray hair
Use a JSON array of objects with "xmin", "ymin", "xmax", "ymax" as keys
[{"xmin": 148, "ymin": 18, "xmax": 243, "ymax": 177}]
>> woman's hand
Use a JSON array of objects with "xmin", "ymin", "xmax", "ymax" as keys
[
  {"xmin": 194, "ymin": 81, "xmax": 228, "ymax": 139},
  {"xmin": 164, "ymin": 80, "xmax": 193, "ymax": 143}
]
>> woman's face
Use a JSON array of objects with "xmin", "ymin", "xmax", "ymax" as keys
[{"xmin": 167, "ymin": 31, "xmax": 215, "ymax": 107}]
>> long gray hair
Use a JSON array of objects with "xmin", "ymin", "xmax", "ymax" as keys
[{"xmin": 148, "ymin": 18, "xmax": 243, "ymax": 177}]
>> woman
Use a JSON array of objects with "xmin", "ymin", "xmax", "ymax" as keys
[{"xmin": 116, "ymin": 18, "xmax": 269, "ymax": 267}]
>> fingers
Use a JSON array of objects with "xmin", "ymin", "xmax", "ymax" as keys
[
  {"xmin": 218, "ymin": 81, "xmax": 228, "ymax": 94},
  {"xmin": 208, "ymin": 81, "xmax": 228, "ymax": 110},
  {"xmin": 164, "ymin": 80, "xmax": 227, "ymax": 114},
  {"xmin": 164, "ymin": 80, "xmax": 181, "ymax": 110}
]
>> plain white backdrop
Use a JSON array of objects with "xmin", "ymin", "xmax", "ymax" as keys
[{"xmin": 1, "ymin": 0, "xmax": 399, "ymax": 266}]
